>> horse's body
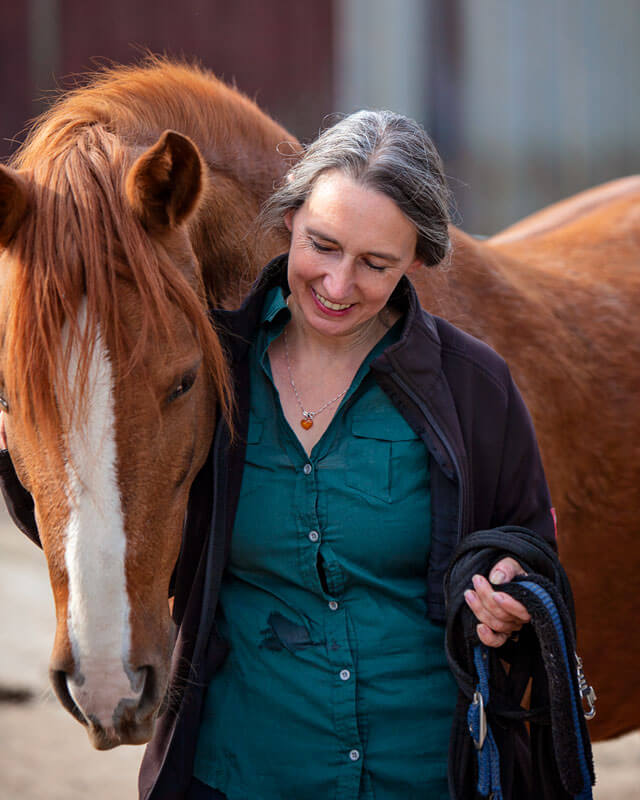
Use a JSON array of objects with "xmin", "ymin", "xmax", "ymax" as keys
[
  {"xmin": 0, "ymin": 60, "xmax": 637, "ymax": 747},
  {"xmin": 419, "ymin": 186, "xmax": 640, "ymax": 742}
]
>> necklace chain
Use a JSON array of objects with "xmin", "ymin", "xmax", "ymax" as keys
[{"xmin": 284, "ymin": 328, "xmax": 349, "ymax": 427}]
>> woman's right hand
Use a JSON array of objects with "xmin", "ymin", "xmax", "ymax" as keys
[{"xmin": 464, "ymin": 558, "xmax": 531, "ymax": 647}]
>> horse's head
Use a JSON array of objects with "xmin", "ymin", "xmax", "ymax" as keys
[{"xmin": 0, "ymin": 129, "xmax": 230, "ymax": 748}]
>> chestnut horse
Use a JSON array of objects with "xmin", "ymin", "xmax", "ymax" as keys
[
  {"xmin": 0, "ymin": 59, "xmax": 292, "ymax": 749},
  {"xmin": 0, "ymin": 59, "xmax": 637, "ymax": 747}
]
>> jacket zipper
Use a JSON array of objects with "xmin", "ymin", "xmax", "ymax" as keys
[{"xmin": 387, "ymin": 372, "xmax": 466, "ymax": 543}]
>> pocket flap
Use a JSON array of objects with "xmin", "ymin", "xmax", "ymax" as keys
[
  {"xmin": 245, "ymin": 418, "xmax": 264, "ymax": 445},
  {"xmin": 351, "ymin": 414, "xmax": 418, "ymax": 442}
]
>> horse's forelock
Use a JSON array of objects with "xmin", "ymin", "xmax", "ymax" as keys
[{"xmin": 4, "ymin": 123, "xmax": 232, "ymax": 446}]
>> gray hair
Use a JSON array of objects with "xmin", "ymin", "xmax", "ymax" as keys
[{"xmin": 261, "ymin": 110, "xmax": 451, "ymax": 267}]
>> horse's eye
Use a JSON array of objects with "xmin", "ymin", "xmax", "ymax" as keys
[{"xmin": 167, "ymin": 370, "xmax": 197, "ymax": 404}]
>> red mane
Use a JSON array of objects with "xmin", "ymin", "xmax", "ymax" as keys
[{"xmin": 3, "ymin": 60, "xmax": 253, "ymax": 439}]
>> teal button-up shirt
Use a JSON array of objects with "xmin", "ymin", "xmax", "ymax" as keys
[{"xmin": 194, "ymin": 288, "xmax": 456, "ymax": 799}]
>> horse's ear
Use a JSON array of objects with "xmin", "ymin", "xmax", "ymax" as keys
[
  {"xmin": 126, "ymin": 130, "xmax": 203, "ymax": 231},
  {"xmin": 0, "ymin": 165, "xmax": 29, "ymax": 247}
]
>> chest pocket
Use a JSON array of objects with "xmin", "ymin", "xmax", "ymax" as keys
[
  {"xmin": 242, "ymin": 416, "xmax": 291, "ymax": 474},
  {"xmin": 246, "ymin": 417, "xmax": 263, "ymax": 443},
  {"xmin": 242, "ymin": 416, "xmax": 287, "ymax": 473},
  {"xmin": 346, "ymin": 413, "xmax": 425, "ymax": 504}
]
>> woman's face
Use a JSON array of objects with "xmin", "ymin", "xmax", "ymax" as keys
[{"xmin": 285, "ymin": 170, "xmax": 422, "ymax": 342}]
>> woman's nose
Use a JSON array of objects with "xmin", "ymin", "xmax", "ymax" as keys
[{"xmin": 322, "ymin": 259, "xmax": 354, "ymax": 300}]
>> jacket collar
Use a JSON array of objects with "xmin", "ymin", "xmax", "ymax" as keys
[
  {"xmin": 370, "ymin": 272, "xmax": 443, "ymax": 397},
  {"xmin": 210, "ymin": 253, "xmax": 289, "ymax": 362}
]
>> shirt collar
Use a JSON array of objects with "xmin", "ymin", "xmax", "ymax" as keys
[
  {"xmin": 256, "ymin": 285, "xmax": 291, "ymax": 373},
  {"xmin": 260, "ymin": 284, "xmax": 290, "ymax": 326}
]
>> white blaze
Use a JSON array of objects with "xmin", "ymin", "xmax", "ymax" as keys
[{"xmin": 61, "ymin": 299, "xmax": 142, "ymax": 727}]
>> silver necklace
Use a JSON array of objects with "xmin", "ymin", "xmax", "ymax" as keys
[{"xmin": 283, "ymin": 328, "xmax": 349, "ymax": 429}]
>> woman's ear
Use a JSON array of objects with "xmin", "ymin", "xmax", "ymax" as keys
[
  {"xmin": 406, "ymin": 256, "xmax": 424, "ymax": 275},
  {"xmin": 284, "ymin": 210, "xmax": 294, "ymax": 232}
]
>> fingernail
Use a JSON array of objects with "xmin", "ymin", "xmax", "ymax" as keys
[
  {"xmin": 490, "ymin": 569, "xmax": 506, "ymax": 585},
  {"xmin": 464, "ymin": 590, "xmax": 476, "ymax": 605}
]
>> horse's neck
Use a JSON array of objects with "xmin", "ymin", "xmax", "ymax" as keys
[
  {"xmin": 152, "ymin": 70, "xmax": 297, "ymax": 309},
  {"xmin": 187, "ymin": 138, "xmax": 293, "ymax": 310},
  {"xmin": 412, "ymin": 228, "xmax": 529, "ymax": 346},
  {"xmin": 189, "ymin": 187, "xmax": 288, "ymax": 310}
]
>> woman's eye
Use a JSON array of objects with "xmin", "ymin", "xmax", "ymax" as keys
[
  {"xmin": 310, "ymin": 240, "xmax": 333, "ymax": 253},
  {"xmin": 167, "ymin": 371, "xmax": 196, "ymax": 404},
  {"xmin": 364, "ymin": 260, "xmax": 387, "ymax": 272}
]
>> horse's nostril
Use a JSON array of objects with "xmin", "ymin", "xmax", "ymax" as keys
[
  {"xmin": 136, "ymin": 664, "xmax": 159, "ymax": 716},
  {"xmin": 50, "ymin": 669, "xmax": 87, "ymax": 725},
  {"xmin": 109, "ymin": 665, "xmax": 161, "ymax": 745},
  {"xmin": 129, "ymin": 664, "xmax": 148, "ymax": 695}
]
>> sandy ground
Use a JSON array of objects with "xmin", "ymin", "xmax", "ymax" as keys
[{"xmin": 1, "ymin": 506, "xmax": 638, "ymax": 799}]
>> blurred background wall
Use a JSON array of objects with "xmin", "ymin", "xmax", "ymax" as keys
[{"xmin": 1, "ymin": 0, "xmax": 639, "ymax": 233}]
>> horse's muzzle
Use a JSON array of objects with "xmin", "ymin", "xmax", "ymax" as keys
[{"xmin": 50, "ymin": 663, "xmax": 163, "ymax": 749}]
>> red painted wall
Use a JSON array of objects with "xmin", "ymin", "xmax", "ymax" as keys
[
  {"xmin": 1, "ymin": 0, "xmax": 333, "ymax": 161},
  {"xmin": 0, "ymin": 4, "xmax": 31, "ymax": 161}
]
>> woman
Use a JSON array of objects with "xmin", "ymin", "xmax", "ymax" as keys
[
  {"xmin": 161, "ymin": 110, "xmax": 554, "ymax": 800},
  {"xmin": 0, "ymin": 110, "xmax": 556, "ymax": 799}
]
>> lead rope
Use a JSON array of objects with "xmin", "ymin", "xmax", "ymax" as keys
[
  {"xmin": 467, "ymin": 580, "xmax": 595, "ymax": 800},
  {"xmin": 467, "ymin": 644, "xmax": 503, "ymax": 799}
]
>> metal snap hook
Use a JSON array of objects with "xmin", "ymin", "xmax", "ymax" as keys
[{"xmin": 470, "ymin": 690, "xmax": 487, "ymax": 749}]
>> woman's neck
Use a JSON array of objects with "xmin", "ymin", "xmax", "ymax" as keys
[{"xmin": 285, "ymin": 297, "xmax": 397, "ymax": 364}]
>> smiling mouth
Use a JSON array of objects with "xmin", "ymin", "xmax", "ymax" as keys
[{"xmin": 313, "ymin": 289, "xmax": 353, "ymax": 311}]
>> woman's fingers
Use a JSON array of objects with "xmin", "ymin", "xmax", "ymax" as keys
[
  {"xmin": 464, "ymin": 587, "xmax": 523, "ymax": 633},
  {"xmin": 463, "ymin": 557, "xmax": 532, "ymax": 648},
  {"xmin": 464, "ymin": 572, "xmax": 531, "ymax": 647},
  {"xmin": 488, "ymin": 556, "xmax": 527, "ymax": 585},
  {"xmin": 471, "ymin": 574, "xmax": 530, "ymax": 621},
  {"xmin": 476, "ymin": 623, "xmax": 509, "ymax": 648}
]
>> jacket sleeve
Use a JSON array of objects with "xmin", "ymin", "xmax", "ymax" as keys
[
  {"xmin": 489, "ymin": 373, "xmax": 556, "ymax": 547},
  {"xmin": 0, "ymin": 449, "xmax": 41, "ymax": 547}
]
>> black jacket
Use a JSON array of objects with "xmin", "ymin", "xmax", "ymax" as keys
[{"xmin": 0, "ymin": 254, "xmax": 556, "ymax": 799}]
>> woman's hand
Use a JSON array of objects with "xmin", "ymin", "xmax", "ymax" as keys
[{"xmin": 464, "ymin": 557, "xmax": 531, "ymax": 647}]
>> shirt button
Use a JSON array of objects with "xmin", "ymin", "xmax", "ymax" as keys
[
  {"xmin": 349, "ymin": 749, "xmax": 360, "ymax": 762},
  {"xmin": 303, "ymin": 463, "xmax": 312, "ymax": 475},
  {"xmin": 340, "ymin": 669, "xmax": 351, "ymax": 681},
  {"xmin": 308, "ymin": 530, "xmax": 319, "ymax": 543},
  {"xmin": 328, "ymin": 601, "xmax": 339, "ymax": 611}
]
